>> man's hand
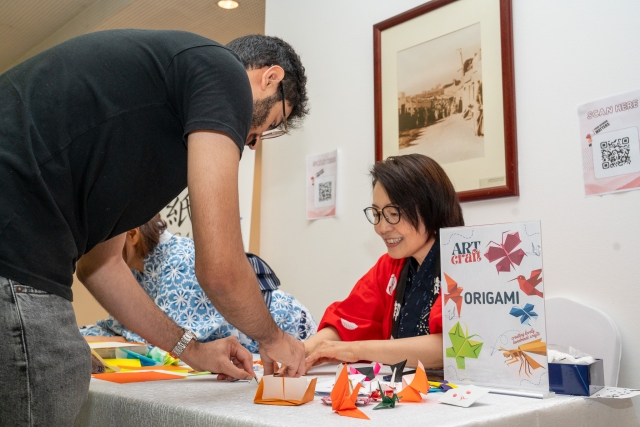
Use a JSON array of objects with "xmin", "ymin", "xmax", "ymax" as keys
[
  {"xmin": 304, "ymin": 340, "xmax": 360, "ymax": 372},
  {"xmin": 259, "ymin": 331, "xmax": 306, "ymax": 377},
  {"xmin": 181, "ymin": 337, "xmax": 255, "ymax": 381}
]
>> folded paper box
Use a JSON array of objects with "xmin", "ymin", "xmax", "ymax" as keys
[
  {"xmin": 548, "ymin": 359, "xmax": 604, "ymax": 396},
  {"xmin": 254, "ymin": 375, "xmax": 317, "ymax": 406}
]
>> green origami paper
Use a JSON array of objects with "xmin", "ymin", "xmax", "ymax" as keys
[
  {"xmin": 373, "ymin": 383, "xmax": 401, "ymax": 410},
  {"xmin": 446, "ymin": 322, "xmax": 483, "ymax": 369}
]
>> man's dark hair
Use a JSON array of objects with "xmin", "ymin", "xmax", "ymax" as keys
[
  {"xmin": 226, "ymin": 35, "xmax": 308, "ymax": 127},
  {"xmin": 371, "ymin": 154, "xmax": 464, "ymax": 239}
]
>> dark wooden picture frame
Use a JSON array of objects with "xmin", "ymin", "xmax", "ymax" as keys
[{"xmin": 374, "ymin": 0, "xmax": 518, "ymax": 203}]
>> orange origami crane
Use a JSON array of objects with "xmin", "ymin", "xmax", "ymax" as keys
[
  {"xmin": 254, "ymin": 375, "xmax": 317, "ymax": 406},
  {"xmin": 329, "ymin": 365, "xmax": 369, "ymax": 420},
  {"xmin": 396, "ymin": 361, "xmax": 429, "ymax": 402},
  {"xmin": 444, "ymin": 273, "xmax": 464, "ymax": 317}
]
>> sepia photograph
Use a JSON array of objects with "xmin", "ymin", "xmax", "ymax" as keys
[
  {"xmin": 375, "ymin": 0, "xmax": 518, "ymax": 202},
  {"xmin": 397, "ymin": 23, "xmax": 483, "ymax": 165}
]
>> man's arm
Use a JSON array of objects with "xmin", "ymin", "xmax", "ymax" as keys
[
  {"xmin": 76, "ymin": 233, "xmax": 254, "ymax": 380},
  {"xmin": 187, "ymin": 130, "xmax": 305, "ymax": 376}
]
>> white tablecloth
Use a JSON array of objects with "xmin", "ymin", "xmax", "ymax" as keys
[{"xmin": 75, "ymin": 370, "xmax": 640, "ymax": 427}]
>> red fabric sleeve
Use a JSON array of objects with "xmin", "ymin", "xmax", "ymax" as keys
[
  {"xmin": 429, "ymin": 291, "xmax": 443, "ymax": 335},
  {"xmin": 318, "ymin": 256, "xmax": 399, "ymax": 341}
]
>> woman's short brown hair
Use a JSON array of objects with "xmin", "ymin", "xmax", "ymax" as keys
[
  {"xmin": 370, "ymin": 154, "xmax": 464, "ymax": 238},
  {"xmin": 137, "ymin": 213, "xmax": 168, "ymax": 259}
]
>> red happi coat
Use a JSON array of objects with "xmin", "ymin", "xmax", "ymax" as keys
[{"xmin": 318, "ymin": 254, "xmax": 443, "ymax": 340}]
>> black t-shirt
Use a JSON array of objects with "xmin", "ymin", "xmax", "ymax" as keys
[{"xmin": 0, "ymin": 29, "xmax": 253, "ymax": 301}]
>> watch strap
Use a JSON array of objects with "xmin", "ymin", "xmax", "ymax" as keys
[{"xmin": 170, "ymin": 329, "xmax": 197, "ymax": 359}]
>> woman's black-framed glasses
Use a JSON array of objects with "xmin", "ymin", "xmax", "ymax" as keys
[
  {"xmin": 363, "ymin": 206, "xmax": 401, "ymax": 225},
  {"xmin": 260, "ymin": 82, "xmax": 289, "ymax": 140}
]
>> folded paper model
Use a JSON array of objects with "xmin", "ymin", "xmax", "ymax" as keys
[
  {"xmin": 329, "ymin": 365, "xmax": 370, "ymax": 420},
  {"xmin": 254, "ymin": 375, "xmax": 317, "ymax": 406},
  {"xmin": 349, "ymin": 363, "xmax": 381, "ymax": 381},
  {"xmin": 397, "ymin": 361, "xmax": 429, "ymax": 402}
]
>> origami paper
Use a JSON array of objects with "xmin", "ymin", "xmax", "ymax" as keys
[
  {"xmin": 446, "ymin": 322, "xmax": 483, "ymax": 370},
  {"xmin": 387, "ymin": 360, "xmax": 407, "ymax": 383},
  {"xmin": 429, "ymin": 380, "xmax": 455, "ymax": 391},
  {"xmin": 500, "ymin": 338, "xmax": 547, "ymax": 377},
  {"xmin": 115, "ymin": 347, "xmax": 160, "ymax": 367},
  {"xmin": 103, "ymin": 359, "xmax": 141, "ymax": 368},
  {"xmin": 444, "ymin": 273, "xmax": 464, "ymax": 317},
  {"xmin": 254, "ymin": 375, "xmax": 317, "ymax": 406},
  {"xmin": 484, "ymin": 231, "xmax": 526, "ymax": 273},
  {"xmin": 397, "ymin": 361, "xmax": 429, "ymax": 402},
  {"xmin": 509, "ymin": 269, "xmax": 544, "ymax": 298},
  {"xmin": 439, "ymin": 385, "xmax": 490, "ymax": 408},
  {"xmin": 509, "ymin": 303, "xmax": 538, "ymax": 325},
  {"xmin": 90, "ymin": 349, "xmax": 120, "ymax": 373},
  {"xmin": 373, "ymin": 383, "xmax": 401, "ymax": 410},
  {"xmin": 328, "ymin": 365, "xmax": 369, "ymax": 420},
  {"xmin": 92, "ymin": 371, "xmax": 186, "ymax": 384},
  {"xmin": 348, "ymin": 363, "xmax": 381, "ymax": 381}
]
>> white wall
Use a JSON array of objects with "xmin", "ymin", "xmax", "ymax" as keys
[{"xmin": 263, "ymin": 0, "xmax": 640, "ymax": 388}]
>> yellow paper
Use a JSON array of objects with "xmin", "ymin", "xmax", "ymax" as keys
[
  {"xmin": 104, "ymin": 359, "xmax": 141, "ymax": 368},
  {"xmin": 90, "ymin": 349, "xmax": 120, "ymax": 373}
]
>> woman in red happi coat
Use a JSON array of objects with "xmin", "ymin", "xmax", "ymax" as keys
[{"xmin": 305, "ymin": 154, "xmax": 464, "ymax": 370}]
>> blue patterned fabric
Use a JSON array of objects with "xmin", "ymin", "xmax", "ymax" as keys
[{"xmin": 80, "ymin": 232, "xmax": 317, "ymax": 353}]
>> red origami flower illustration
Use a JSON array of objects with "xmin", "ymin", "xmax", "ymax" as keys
[{"xmin": 484, "ymin": 231, "xmax": 526, "ymax": 273}]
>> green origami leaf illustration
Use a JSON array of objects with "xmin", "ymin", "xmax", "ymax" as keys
[{"xmin": 445, "ymin": 322, "xmax": 483, "ymax": 369}]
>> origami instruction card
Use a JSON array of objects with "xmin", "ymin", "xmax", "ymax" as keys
[
  {"xmin": 578, "ymin": 89, "xmax": 640, "ymax": 196},
  {"xmin": 440, "ymin": 221, "xmax": 550, "ymax": 397},
  {"xmin": 254, "ymin": 375, "xmax": 317, "ymax": 406}
]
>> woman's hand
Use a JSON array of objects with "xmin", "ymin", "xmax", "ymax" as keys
[{"xmin": 305, "ymin": 340, "xmax": 360, "ymax": 372}]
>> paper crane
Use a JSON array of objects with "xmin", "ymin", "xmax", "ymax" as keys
[
  {"xmin": 484, "ymin": 231, "xmax": 526, "ymax": 273},
  {"xmin": 500, "ymin": 338, "xmax": 547, "ymax": 377},
  {"xmin": 373, "ymin": 382, "xmax": 401, "ymax": 409},
  {"xmin": 329, "ymin": 365, "xmax": 369, "ymax": 420},
  {"xmin": 509, "ymin": 269, "xmax": 543, "ymax": 298},
  {"xmin": 444, "ymin": 273, "xmax": 464, "ymax": 317},
  {"xmin": 396, "ymin": 361, "xmax": 429, "ymax": 402},
  {"xmin": 509, "ymin": 303, "xmax": 538, "ymax": 325},
  {"xmin": 446, "ymin": 322, "xmax": 483, "ymax": 370}
]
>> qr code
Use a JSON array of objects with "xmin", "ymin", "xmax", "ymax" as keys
[
  {"xmin": 600, "ymin": 137, "xmax": 631, "ymax": 169},
  {"xmin": 318, "ymin": 181, "xmax": 332, "ymax": 202}
]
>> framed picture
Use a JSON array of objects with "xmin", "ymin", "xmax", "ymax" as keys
[{"xmin": 374, "ymin": 0, "xmax": 518, "ymax": 202}]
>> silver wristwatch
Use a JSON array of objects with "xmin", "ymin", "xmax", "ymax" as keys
[{"xmin": 170, "ymin": 329, "xmax": 197, "ymax": 359}]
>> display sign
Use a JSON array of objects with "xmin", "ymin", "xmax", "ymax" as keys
[
  {"xmin": 578, "ymin": 89, "xmax": 640, "ymax": 196},
  {"xmin": 440, "ymin": 221, "xmax": 550, "ymax": 397}
]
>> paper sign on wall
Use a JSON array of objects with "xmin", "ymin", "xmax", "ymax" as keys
[
  {"xmin": 440, "ymin": 221, "xmax": 550, "ymax": 397},
  {"xmin": 577, "ymin": 89, "xmax": 640, "ymax": 196},
  {"xmin": 306, "ymin": 150, "xmax": 338, "ymax": 220}
]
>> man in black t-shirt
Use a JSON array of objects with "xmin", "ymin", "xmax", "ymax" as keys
[{"xmin": 0, "ymin": 30, "xmax": 309, "ymax": 425}]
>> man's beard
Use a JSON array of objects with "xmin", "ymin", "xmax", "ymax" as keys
[{"xmin": 252, "ymin": 92, "xmax": 279, "ymax": 128}]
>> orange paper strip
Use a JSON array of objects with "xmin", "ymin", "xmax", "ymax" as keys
[{"xmin": 92, "ymin": 371, "xmax": 185, "ymax": 384}]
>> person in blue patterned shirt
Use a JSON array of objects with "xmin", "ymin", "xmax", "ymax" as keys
[{"xmin": 80, "ymin": 215, "xmax": 317, "ymax": 353}]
